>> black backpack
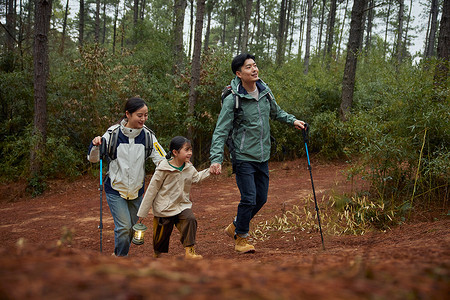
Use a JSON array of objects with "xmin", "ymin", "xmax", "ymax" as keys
[{"xmin": 106, "ymin": 124, "xmax": 154, "ymax": 161}]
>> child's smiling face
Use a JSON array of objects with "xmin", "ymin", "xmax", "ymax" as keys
[{"xmin": 173, "ymin": 143, "xmax": 192, "ymax": 164}]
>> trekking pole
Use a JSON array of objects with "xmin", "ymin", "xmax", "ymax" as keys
[
  {"xmin": 98, "ymin": 137, "xmax": 107, "ymax": 253},
  {"xmin": 302, "ymin": 124, "xmax": 325, "ymax": 250}
]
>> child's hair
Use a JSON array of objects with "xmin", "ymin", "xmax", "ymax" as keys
[
  {"xmin": 124, "ymin": 97, "xmax": 147, "ymax": 119},
  {"xmin": 165, "ymin": 136, "xmax": 191, "ymax": 159}
]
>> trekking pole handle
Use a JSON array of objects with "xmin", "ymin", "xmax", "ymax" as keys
[
  {"xmin": 301, "ymin": 123, "xmax": 309, "ymax": 143},
  {"xmin": 99, "ymin": 137, "xmax": 107, "ymax": 160}
]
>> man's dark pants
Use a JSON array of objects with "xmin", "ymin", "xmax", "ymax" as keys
[{"xmin": 234, "ymin": 160, "xmax": 269, "ymax": 236}]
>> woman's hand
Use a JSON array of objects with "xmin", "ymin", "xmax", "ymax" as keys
[{"xmin": 92, "ymin": 136, "xmax": 102, "ymax": 146}]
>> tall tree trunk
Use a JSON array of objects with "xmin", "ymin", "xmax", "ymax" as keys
[
  {"xmin": 134, "ymin": 0, "xmax": 139, "ymax": 25},
  {"xmin": 340, "ymin": 0, "xmax": 366, "ymax": 121},
  {"xmin": 303, "ymin": 0, "xmax": 313, "ymax": 74},
  {"xmin": 364, "ymin": 0, "xmax": 374, "ymax": 51},
  {"xmin": 317, "ymin": 0, "xmax": 326, "ymax": 55},
  {"xmin": 221, "ymin": 0, "xmax": 226, "ymax": 47},
  {"xmin": 204, "ymin": 0, "xmax": 212, "ymax": 53},
  {"xmin": 31, "ymin": 0, "xmax": 52, "ymax": 189},
  {"xmin": 241, "ymin": 0, "xmax": 253, "ymax": 53},
  {"xmin": 59, "ymin": 0, "xmax": 69, "ymax": 53},
  {"xmin": 173, "ymin": 0, "xmax": 187, "ymax": 72},
  {"xmin": 95, "ymin": 0, "xmax": 100, "ymax": 43},
  {"xmin": 337, "ymin": 0, "xmax": 349, "ymax": 61},
  {"xmin": 434, "ymin": 0, "xmax": 450, "ymax": 94},
  {"xmin": 141, "ymin": 0, "xmax": 146, "ymax": 19},
  {"xmin": 288, "ymin": 0, "xmax": 296, "ymax": 57},
  {"xmin": 326, "ymin": 0, "xmax": 337, "ymax": 64},
  {"xmin": 403, "ymin": 0, "xmax": 413, "ymax": 57},
  {"xmin": 79, "ymin": 0, "xmax": 84, "ymax": 46},
  {"xmin": 237, "ymin": 18, "xmax": 243, "ymax": 52},
  {"xmin": 6, "ymin": 0, "xmax": 16, "ymax": 51},
  {"xmin": 102, "ymin": 1, "xmax": 106, "ymax": 44},
  {"xmin": 384, "ymin": 0, "xmax": 391, "ymax": 59},
  {"xmin": 256, "ymin": 0, "xmax": 262, "ymax": 49},
  {"xmin": 121, "ymin": 3, "xmax": 126, "ymax": 51},
  {"xmin": 395, "ymin": 0, "xmax": 404, "ymax": 64},
  {"xmin": 188, "ymin": 0, "xmax": 206, "ymax": 155},
  {"xmin": 189, "ymin": 0, "xmax": 194, "ymax": 59},
  {"xmin": 297, "ymin": 0, "xmax": 307, "ymax": 60},
  {"xmin": 425, "ymin": 0, "xmax": 439, "ymax": 57},
  {"xmin": 358, "ymin": 0, "xmax": 368, "ymax": 52},
  {"xmin": 113, "ymin": 2, "xmax": 119, "ymax": 54},
  {"xmin": 276, "ymin": 0, "xmax": 287, "ymax": 65}
]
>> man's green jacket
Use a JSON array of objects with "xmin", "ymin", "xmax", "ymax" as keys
[{"xmin": 210, "ymin": 76, "xmax": 298, "ymax": 164}]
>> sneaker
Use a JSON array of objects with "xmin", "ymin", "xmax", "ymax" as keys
[
  {"xmin": 235, "ymin": 235, "xmax": 255, "ymax": 253},
  {"xmin": 224, "ymin": 222, "xmax": 236, "ymax": 239},
  {"xmin": 185, "ymin": 246, "xmax": 203, "ymax": 260}
]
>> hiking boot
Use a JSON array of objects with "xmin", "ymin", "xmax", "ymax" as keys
[
  {"xmin": 185, "ymin": 246, "xmax": 203, "ymax": 260},
  {"xmin": 234, "ymin": 235, "xmax": 255, "ymax": 253},
  {"xmin": 224, "ymin": 222, "xmax": 236, "ymax": 239}
]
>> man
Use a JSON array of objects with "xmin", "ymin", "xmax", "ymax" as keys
[{"xmin": 210, "ymin": 53, "xmax": 305, "ymax": 253}]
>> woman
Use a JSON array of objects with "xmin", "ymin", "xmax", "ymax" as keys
[{"xmin": 87, "ymin": 97, "xmax": 166, "ymax": 256}]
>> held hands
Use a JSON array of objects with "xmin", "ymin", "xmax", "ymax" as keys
[
  {"xmin": 210, "ymin": 163, "xmax": 222, "ymax": 175},
  {"xmin": 294, "ymin": 120, "xmax": 306, "ymax": 130}
]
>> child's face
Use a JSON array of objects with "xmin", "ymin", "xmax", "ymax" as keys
[
  {"xmin": 173, "ymin": 143, "xmax": 192, "ymax": 163},
  {"xmin": 125, "ymin": 105, "xmax": 148, "ymax": 129}
]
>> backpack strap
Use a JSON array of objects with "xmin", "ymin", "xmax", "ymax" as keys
[
  {"xmin": 143, "ymin": 125, "xmax": 154, "ymax": 160},
  {"xmin": 107, "ymin": 124, "xmax": 121, "ymax": 160}
]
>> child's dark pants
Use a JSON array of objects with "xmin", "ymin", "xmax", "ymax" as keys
[{"xmin": 152, "ymin": 208, "xmax": 197, "ymax": 254}]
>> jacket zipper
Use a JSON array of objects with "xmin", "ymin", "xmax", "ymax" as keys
[{"xmin": 257, "ymin": 100, "xmax": 264, "ymax": 160}]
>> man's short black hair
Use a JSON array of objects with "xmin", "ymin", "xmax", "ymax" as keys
[{"xmin": 231, "ymin": 53, "xmax": 256, "ymax": 74}]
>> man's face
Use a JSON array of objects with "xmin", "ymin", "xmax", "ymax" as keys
[{"xmin": 236, "ymin": 58, "xmax": 259, "ymax": 85}]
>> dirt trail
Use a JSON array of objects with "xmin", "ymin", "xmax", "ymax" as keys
[{"xmin": 0, "ymin": 159, "xmax": 448, "ymax": 299}]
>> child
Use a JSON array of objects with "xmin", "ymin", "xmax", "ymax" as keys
[
  {"xmin": 88, "ymin": 97, "xmax": 166, "ymax": 257},
  {"xmin": 137, "ymin": 136, "xmax": 210, "ymax": 259}
]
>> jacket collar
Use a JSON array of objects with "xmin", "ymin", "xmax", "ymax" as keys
[
  {"xmin": 157, "ymin": 159, "xmax": 193, "ymax": 172},
  {"xmin": 232, "ymin": 76, "xmax": 267, "ymax": 97}
]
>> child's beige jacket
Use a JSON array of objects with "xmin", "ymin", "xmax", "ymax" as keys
[{"xmin": 137, "ymin": 159, "xmax": 210, "ymax": 218}]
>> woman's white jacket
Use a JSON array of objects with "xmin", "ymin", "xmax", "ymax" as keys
[{"xmin": 87, "ymin": 119, "xmax": 166, "ymax": 200}]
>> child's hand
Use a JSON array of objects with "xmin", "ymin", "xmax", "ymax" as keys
[{"xmin": 210, "ymin": 163, "xmax": 222, "ymax": 175}]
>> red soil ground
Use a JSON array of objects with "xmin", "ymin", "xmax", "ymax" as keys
[{"xmin": 0, "ymin": 159, "xmax": 448, "ymax": 300}]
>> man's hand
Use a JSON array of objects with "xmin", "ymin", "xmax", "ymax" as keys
[
  {"xmin": 294, "ymin": 120, "xmax": 306, "ymax": 130},
  {"xmin": 210, "ymin": 163, "xmax": 222, "ymax": 175}
]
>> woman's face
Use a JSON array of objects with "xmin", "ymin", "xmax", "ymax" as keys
[{"xmin": 125, "ymin": 105, "xmax": 148, "ymax": 129}]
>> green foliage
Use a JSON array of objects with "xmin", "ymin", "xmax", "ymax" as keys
[
  {"xmin": 0, "ymin": 14, "xmax": 447, "ymax": 226},
  {"xmin": 0, "ymin": 125, "xmax": 82, "ymax": 182},
  {"xmin": 343, "ymin": 59, "xmax": 449, "ymax": 211}
]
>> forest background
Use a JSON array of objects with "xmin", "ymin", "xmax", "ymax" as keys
[{"xmin": 0, "ymin": 0, "xmax": 448, "ymax": 226}]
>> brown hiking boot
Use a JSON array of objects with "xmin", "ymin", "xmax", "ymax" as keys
[
  {"xmin": 224, "ymin": 222, "xmax": 236, "ymax": 238},
  {"xmin": 235, "ymin": 235, "xmax": 255, "ymax": 253},
  {"xmin": 185, "ymin": 246, "xmax": 203, "ymax": 260}
]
